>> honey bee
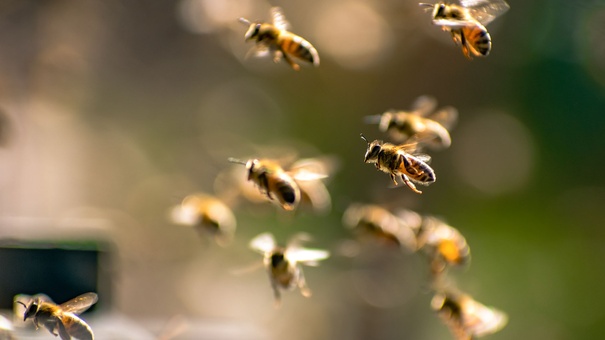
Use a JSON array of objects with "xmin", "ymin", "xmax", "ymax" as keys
[
  {"xmin": 365, "ymin": 95, "xmax": 458, "ymax": 149},
  {"xmin": 228, "ymin": 157, "xmax": 327, "ymax": 211},
  {"xmin": 414, "ymin": 216, "xmax": 470, "ymax": 277},
  {"xmin": 431, "ymin": 288, "xmax": 508, "ymax": 340},
  {"xmin": 170, "ymin": 193, "xmax": 237, "ymax": 246},
  {"xmin": 342, "ymin": 203, "xmax": 418, "ymax": 251},
  {"xmin": 15, "ymin": 292, "xmax": 98, "ymax": 340},
  {"xmin": 239, "ymin": 7, "xmax": 320, "ymax": 70},
  {"xmin": 361, "ymin": 134, "xmax": 436, "ymax": 194},
  {"xmin": 249, "ymin": 232, "xmax": 329, "ymax": 307},
  {"xmin": 419, "ymin": 0, "xmax": 510, "ymax": 59}
]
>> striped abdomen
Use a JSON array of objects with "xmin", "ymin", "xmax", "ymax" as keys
[
  {"xmin": 400, "ymin": 154, "xmax": 436, "ymax": 184},
  {"xmin": 60, "ymin": 313, "xmax": 94, "ymax": 340},
  {"xmin": 278, "ymin": 32, "xmax": 320, "ymax": 66},
  {"xmin": 461, "ymin": 24, "xmax": 491, "ymax": 57}
]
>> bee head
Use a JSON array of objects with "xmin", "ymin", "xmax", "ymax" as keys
[
  {"xmin": 244, "ymin": 22, "xmax": 262, "ymax": 41},
  {"xmin": 16, "ymin": 300, "xmax": 38, "ymax": 321},
  {"xmin": 270, "ymin": 251, "xmax": 286, "ymax": 268},
  {"xmin": 245, "ymin": 159, "xmax": 260, "ymax": 180},
  {"xmin": 361, "ymin": 134, "xmax": 382, "ymax": 163}
]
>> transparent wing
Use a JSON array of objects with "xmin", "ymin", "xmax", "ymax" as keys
[
  {"xmin": 411, "ymin": 95, "xmax": 438, "ymax": 116},
  {"xmin": 428, "ymin": 106, "xmax": 458, "ymax": 130},
  {"xmin": 461, "ymin": 298, "xmax": 508, "ymax": 337},
  {"xmin": 286, "ymin": 248, "xmax": 329, "ymax": 266},
  {"xmin": 270, "ymin": 7, "xmax": 290, "ymax": 31},
  {"xmin": 59, "ymin": 292, "xmax": 98, "ymax": 315},
  {"xmin": 249, "ymin": 232, "xmax": 276, "ymax": 255},
  {"xmin": 462, "ymin": 0, "xmax": 510, "ymax": 26}
]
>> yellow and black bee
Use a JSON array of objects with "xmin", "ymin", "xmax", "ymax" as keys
[
  {"xmin": 365, "ymin": 95, "xmax": 458, "ymax": 149},
  {"xmin": 170, "ymin": 193, "xmax": 237, "ymax": 246},
  {"xmin": 431, "ymin": 288, "xmax": 508, "ymax": 340},
  {"xmin": 414, "ymin": 216, "xmax": 470, "ymax": 277},
  {"xmin": 420, "ymin": 0, "xmax": 510, "ymax": 59},
  {"xmin": 342, "ymin": 203, "xmax": 418, "ymax": 251},
  {"xmin": 15, "ymin": 292, "xmax": 98, "ymax": 340},
  {"xmin": 228, "ymin": 157, "xmax": 327, "ymax": 211},
  {"xmin": 361, "ymin": 134, "xmax": 436, "ymax": 194},
  {"xmin": 239, "ymin": 7, "xmax": 320, "ymax": 70},
  {"xmin": 249, "ymin": 232, "xmax": 329, "ymax": 307}
]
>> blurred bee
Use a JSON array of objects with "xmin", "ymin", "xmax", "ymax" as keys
[
  {"xmin": 361, "ymin": 134, "xmax": 436, "ymax": 194},
  {"xmin": 292, "ymin": 157, "xmax": 338, "ymax": 215},
  {"xmin": 419, "ymin": 0, "xmax": 510, "ymax": 59},
  {"xmin": 413, "ymin": 216, "xmax": 470, "ymax": 277},
  {"xmin": 249, "ymin": 232, "xmax": 330, "ymax": 307},
  {"xmin": 239, "ymin": 7, "xmax": 320, "ymax": 70},
  {"xmin": 342, "ymin": 203, "xmax": 418, "ymax": 251},
  {"xmin": 228, "ymin": 157, "xmax": 328, "ymax": 211},
  {"xmin": 365, "ymin": 95, "xmax": 458, "ymax": 149},
  {"xmin": 15, "ymin": 292, "xmax": 98, "ymax": 340},
  {"xmin": 431, "ymin": 288, "xmax": 508, "ymax": 340},
  {"xmin": 170, "ymin": 193, "xmax": 236, "ymax": 246}
]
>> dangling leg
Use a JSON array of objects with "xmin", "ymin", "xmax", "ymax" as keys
[
  {"xmin": 390, "ymin": 174, "xmax": 399, "ymax": 186},
  {"xmin": 401, "ymin": 174, "xmax": 422, "ymax": 194},
  {"xmin": 281, "ymin": 51, "xmax": 300, "ymax": 71},
  {"xmin": 297, "ymin": 267, "xmax": 312, "ymax": 298}
]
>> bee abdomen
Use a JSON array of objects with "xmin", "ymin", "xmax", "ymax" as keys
[
  {"xmin": 276, "ymin": 181, "xmax": 299, "ymax": 209},
  {"xmin": 61, "ymin": 314, "xmax": 94, "ymax": 340},
  {"xmin": 281, "ymin": 35, "xmax": 320, "ymax": 66},
  {"xmin": 465, "ymin": 25, "xmax": 491, "ymax": 56}
]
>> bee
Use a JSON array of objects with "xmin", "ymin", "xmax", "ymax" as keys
[
  {"xmin": 431, "ymin": 288, "xmax": 508, "ymax": 340},
  {"xmin": 419, "ymin": 0, "xmax": 510, "ymax": 59},
  {"xmin": 414, "ymin": 216, "xmax": 470, "ymax": 277},
  {"xmin": 361, "ymin": 134, "xmax": 436, "ymax": 194},
  {"xmin": 239, "ymin": 7, "xmax": 320, "ymax": 70},
  {"xmin": 365, "ymin": 95, "xmax": 458, "ymax": 149},
  {"xmin": 170, "ymin": 193, "xmax": 237, "ymax": 246},
  {"xmin": 228, "ymin": 157, "xmax": 327, "ymax": 211},
  {"xmin": 249, "ymin": 232, "xmax": 329, "ymax": 307},
  {"xmin": 342, "ymin": 203, "xmax": 418, "ymax": 251},
  {"xmin": 15, "ymin": 292, "xmax": 98, "ymax": 340}
]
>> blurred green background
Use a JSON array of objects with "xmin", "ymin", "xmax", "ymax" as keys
[{"xmin": 0, "ymin": 0, "xmax": 604, "ymax": 339}]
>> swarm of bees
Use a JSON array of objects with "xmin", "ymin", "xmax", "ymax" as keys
[
  {"xmin": 420, "ymin": 0, "xmax": 510, "ymax": 59},
  {"xmin": 14, "ymin": 292, "xmax": 98, "ymax": 340}
]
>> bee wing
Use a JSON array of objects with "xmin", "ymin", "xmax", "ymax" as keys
[
  {"xmin": 270, "ymin": 7, "xmax": 290, "ymax": 31},
  {"xmin": 411, "ymin": 95, "xmax": 438, "ymax": 117},
  {"xmin": 461, "ymin": 298, "xmax": 508, "ymax": 337},
  {"xmin": 249, "ymin": 232, "xmax": 277, "ymax": 255},
  {"xmin": 286, "ymin": 248, "xmax": 329, "ymax": 266},
  {"xmin": 461, "ymin": 0, "xmax": 510, "ymax": 26},
  {"xmin": 428, "ymin": 106, "xmax": 458, "ymax": 130},
  {"xmin": 289, "ymin": 157, "xmax": 335, "ymax": 182},
  {"xmin": 59, "ymin": 292, "xmax": 98, "ymax": 315}
]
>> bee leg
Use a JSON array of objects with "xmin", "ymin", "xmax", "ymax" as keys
[
  {"xmin": 271, "ymin": 281, "xmax": 282, "ymax": 308},
  {"xmin": 281, "ymin": 52, "xmax": 300, "ymax": 71},
  {"xmin": 401, "ymin": 174, "xmax": 422, "ymax": 194},
  {"xmin": 297, "ymin": 268, "xmax": 312, "ymax": 298},
  {"xmin": 389, "ymin": 174, "xmax": 399, "ymax": 186}
]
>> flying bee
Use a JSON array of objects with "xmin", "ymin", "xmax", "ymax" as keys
[
  {"xmin": 249, "ymin": 232, "xmax": 330, "ymax": 307},
  {"xmin": 361, "ymin": 134, "xmax": 436, "ymax": 194},
  {"xmin": 170, "ymin": 193, "xmax": 236, "ymax": 246},
  {"xmin": 239, "ymin": 7, "xmax": 320, "ymax": 70},
  {"xmin": 419, "ymin": 0, "xmax": 510, "ymax": 59},
  {"xmin": 365, "ymin": 95, "xmax": 458, "ymax": 149},
  {"xmin": 414, "ymin": 216, "xmax": 470, "ymax": 277},
  {"xmin": 15, "ymin": 292, "xmax": 98, "ymax": 340},
  {"xmin": 228, "ymin": 157, "xmax": 327, "ymax": 211},
  {"xmin": 431, "ymin": 288, "xmax": 508, "ymax": 340},
  {"xmin": 342, "ymin": 204, "xmax": 418, "ymax": 251}
]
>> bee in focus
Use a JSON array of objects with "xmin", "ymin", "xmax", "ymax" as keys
[
  {"xmin": 228, "ymin": 157, "xmax": 328, "ymax": 211},
  {"xmin": 419, "ymin": 0, "xmax": 510, "ymax": 59},
  {"xmin": 15, "ymin": 292, "xmax": 98, "ymax": 340},
  {"xmin": 431, "ymin": 288, "xmax": 508, "ymax": 340},
  {"xmin": 414, "ymin": 216, "xmax": 470, "ymax": 277},
  {"xmin": 361, "ymin": 134, "xmax": 436, "ymax": 194},
  {"xmin": 365, "ymin": 95, "xmax": 458, "ymax": 150},
  {"xmin": 342, "ymin": 203, "xmax": 418, "ymax": 251},
  {"xmin": 170, "ymin": 193, "xmax": 237, "ymax": 246},
  {"xmin": 239, "ymin": 7, "xmax": 320, "ymax": 70},
  {"xmin": 249, "ymin": 232, "xmax": 330, "ymax": 307}
]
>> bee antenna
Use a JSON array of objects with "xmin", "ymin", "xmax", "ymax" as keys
[
  {"xmin": 360, "ymin": 133, "xmax": 369, "ymax": 144},
  {"xmin": 364, "ymin": 115, "xmax": 382, "ymax": 124},
  {"xmin": 228, "ymin": 157, "xmax": 247, "ymax": 165},
  {"xmin": 418, "ymin": 3, "xmax": 434, "ymax": 8},
  {"xmin": 15, "ymin": 300, "xmax": 27, "ymax": 308},
  {"xmin": 238, "ymin": 17, "xmax": 251, "ymax": 25}
]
